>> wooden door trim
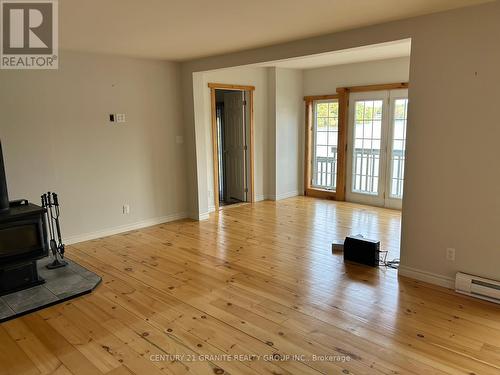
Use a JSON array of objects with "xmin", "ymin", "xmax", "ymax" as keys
[
  {"xmin": 336, "ymin": 88, "xmax": 348, "ymax": 201},
  {"xmin": 210, "ymin": 84, "xmax": 255, "ymax": 211},
  {"xmin": 338, "ymin": 82, "xmax": 408, "ymax": 93},
  {"xmin": 208, "ymin": 83, "xmax": 255, "ymax": 91}
]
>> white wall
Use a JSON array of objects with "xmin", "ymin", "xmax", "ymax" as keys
[
  {"xmin": 304, "ymin": 57, "xmax": 410, "ymax": 96},
  {"xmin": 192, "ymin": 66, "xmax": 272, "ymax": 216},
  {"xmin": 267, "ymin": 68, "xmax": 277, "ymax": 200},
  {"xmin": 274, "ymin": 68, "xmax": 304, "ymax": 199},
  {"xmin": 182, "ymin": 1, "xmax": 500, "ymax": 288},
  {"xmin": 0, "ymin": 51, "xmax": 188, "ymax": 242}
]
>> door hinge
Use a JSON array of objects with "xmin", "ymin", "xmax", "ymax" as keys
[
  {"xmin": 243, "ymin": 100, "xmax": 247, "ymax": 106},
  {"xmin": 244, "ymin": 145, "xmax": 248, "ymax": 150},
  {"xmin": 245, "ymin": 188, "xmax": 249, "ymax": 193}
]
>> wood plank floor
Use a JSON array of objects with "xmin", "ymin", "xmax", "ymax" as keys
[{"xmin": 2, "ymin": 196, "xmax": 500, "ymax": 375}]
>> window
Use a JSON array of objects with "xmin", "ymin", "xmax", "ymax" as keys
[{"xmin": 312, "ymin": 100, "xmax": 339, "ymax": 191}]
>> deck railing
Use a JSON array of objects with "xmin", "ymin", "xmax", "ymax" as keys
[{"xmin": 313, "ymin": 148, "xmax": 405, "ymax": 196}]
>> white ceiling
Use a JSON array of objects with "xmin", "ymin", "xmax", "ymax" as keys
[
  {"xmin": 59, "ymin": 0, "xmax": 491, "ymax": 61},
  {"xmin": 258, "ymin": 39, "xmax": 412, "ymax": 69}
]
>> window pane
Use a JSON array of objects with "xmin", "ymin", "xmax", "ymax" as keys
[
  {"xmin": 316, "ymin": 131, "xmax": 328, "ymax": 145},
  {"xmin": 317, "ymin": 103, "xmax": 328, "ymax": 117},
  {"xmin": 329, "ymin": 117, "xmax": 338, "ymax": 130},
  {"xmin": 317, "ymin": 117, "xmax": 328, "ymax": 129},
  {"xmin": 316, "ymin": 145, "xmax": 327, "ymax": 157},
  {"xmin": 328, "ymin": 102, "xmax": 338, "ymax": 117},
  {"xmin": 328, "ymin": 132, "xmax": 338, "ymax": 147}
]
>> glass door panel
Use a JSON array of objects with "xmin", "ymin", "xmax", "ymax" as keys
[
  {"xmin": 385, "ymin": 89, "xmax": 408, "ymax": 209},
  {"xmin": 352, "ymin": 100, "xmax": 383, "ymax": 195}
]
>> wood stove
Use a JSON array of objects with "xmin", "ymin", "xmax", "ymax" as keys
[{"xmin": 0, "ymin": 142, "xmax": 48, "ymax": 295}]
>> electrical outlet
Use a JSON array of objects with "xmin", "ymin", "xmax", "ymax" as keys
[
  {"xmin": 446, "ymin": 248, "xmax": 456, "ymax": 261},
  {"xmin": 123, "ymin": 204, "xmax": 130, "ymax": 215},
  {"xmin": 116, "ymin": 114, "xmax": 126, "ymax": 123}
]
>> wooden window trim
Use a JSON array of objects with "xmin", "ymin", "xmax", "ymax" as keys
[
  {"xmin": 303, "ymin": 94, "xmax": 339, "ymax": 101},
  {"xmin": 210, "ymin": 83, "xmax": 255, "ymax": 211}
]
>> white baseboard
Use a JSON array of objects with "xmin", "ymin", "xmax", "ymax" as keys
[
  {"xmin": 198, "ymin": 212, "xmax": 210, "ymax": 221},
  {"xmin": 268, "ymin": 190, "xmax": 300, "ymax": 201},
  {"xmin": 65, "ymin": 212, "xmax": 188, "ymax": 245},
  {"xmin": 398, "ymin": 265, "xmax": 455, "ymax": 289},
  {"xmin": 208, "ymin": 205, "xmax": 216, "ymax": 213}
]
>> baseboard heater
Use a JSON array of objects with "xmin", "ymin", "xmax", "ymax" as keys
[{"xmin": 455, "ymin": 272, "xmax": 500, "ymax": 305}]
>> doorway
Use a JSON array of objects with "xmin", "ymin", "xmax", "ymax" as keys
[
  {"xmin": 345, "ymin": 89, "xmax": 408, "ymax": 209},
  {"xmin": 210, "ymin": 84, "xmax": 255, "ymax": 210}
]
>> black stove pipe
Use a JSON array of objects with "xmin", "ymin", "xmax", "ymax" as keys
[{"xmin": 0, "ymin": 141, "xmax": 10, "ymax": 212}]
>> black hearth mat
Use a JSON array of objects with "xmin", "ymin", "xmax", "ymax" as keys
[{"xmin": 0, "ymin": 257, "xmax": 101, "ymax": 322}]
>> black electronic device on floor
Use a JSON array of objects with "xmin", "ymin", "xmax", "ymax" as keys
[{"xmin": 343, "ymin": 235, "xmax": 380, "ymax": 267}]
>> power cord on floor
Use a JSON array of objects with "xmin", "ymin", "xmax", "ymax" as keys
[{"xmin": 379, "ymin": 250, "xmax": 400, "ymax": 269}]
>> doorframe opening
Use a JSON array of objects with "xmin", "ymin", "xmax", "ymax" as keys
[{"xmin": 209, "ymin": 82, "xmax": 255, "ymax": 211}]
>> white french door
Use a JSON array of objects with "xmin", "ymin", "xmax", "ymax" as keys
[{"xmin": 346, "ymin": 89, "xmax": 408, "ymax": 209}]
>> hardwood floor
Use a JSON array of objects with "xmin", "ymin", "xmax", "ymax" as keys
[{"xmin": 1, "ymin": 196, "xmax": 500, "ymax": 375}]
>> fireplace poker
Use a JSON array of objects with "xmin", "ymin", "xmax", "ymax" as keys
[{"xmin": 42, "ymin": 192, "xmax": 67, "ymax": 269}]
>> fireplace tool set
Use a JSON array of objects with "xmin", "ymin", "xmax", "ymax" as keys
[{"xmin": 41, "ymin": 192, "xmax": 68, "ymax": 269}]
